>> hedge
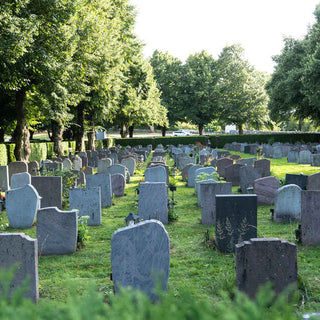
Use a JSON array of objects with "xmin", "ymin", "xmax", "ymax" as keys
[
  {"xmin": 84, "ymin": 138, "xmax": 114, "ymax": 150},
  {"xmin": 29, "ymin": 142, "xmax": 47, "ymax": 163},
  {"xmin": 0, "ymin": 144, "xmax": 7, "ymax": 166},
  {"xmin": 68, "ymin": 141, "xmax": 76, "ymax": 154},
  {"xmin": 6, "ymin": 144, "xmax": 16, "ymax": 163},
  {"xmin": 46, "ymin": 142, "xmax": 54, "ymax": 159}
]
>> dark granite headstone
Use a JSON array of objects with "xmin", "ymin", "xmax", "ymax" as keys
[
  {"xmin": 111, "ymin": 173, "xmax": 125, "ymax": 197},
  {"xmin": 236, "ymin": 238, "xmax": 297, "ymax": 298},
  {"xmin": 215, "ymin": 195, "xmax": 257, "ymax": 253},
  {"xmin": 239, "ymin": 166, "xmax": 262, "ymax": 193},
  {"xmin": 253, "ymin": 176, "xmax": 279, "ymax": 205},
  {"xmin": 254, "ymin": 159, "xmax": 270, "ymax": 177},
  {"xmin": 307, "ymin": 172, "xmax": 320, "ymax": 191},
  {"xmin": 8, "ymin": 161, "xmax": 28, "ymax": 180},
  {"xmin": 225, "ymin": 163, "xmax": 244, "ymax": 186},
  {"xmin": 216, "ymin": 158, "xmax": 233, "ymax": 179},
  {"xmin": 285, "ymin": 173, "xmax": 308, "ymax": 190}
]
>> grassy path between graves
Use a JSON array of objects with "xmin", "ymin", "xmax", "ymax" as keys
[{"xmin": 1, "ymin": 152, "xmax": 320, "ymax": 312}]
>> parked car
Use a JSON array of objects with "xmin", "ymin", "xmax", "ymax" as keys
[{"xmin": 172, "ymin": 130, "xmax": 191, "ymax": 136}]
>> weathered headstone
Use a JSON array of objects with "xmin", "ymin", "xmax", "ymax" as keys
[
  {"xmin": 287, "ymin": 150, "xmax": 299, "ymax": 163},
  {"xmin": 72, "ymin": 156, "xmax": 82, "ymax": 171},
  {"xmin": 83, "ymin": 166, "xmax": 94, "ymax": 176},
  {"xmin": 236, "ymin": 238, "xmax": 297, "ymax": 298},
  {"xmin": 216, "ymin": 158, "xmax": 233, "ymax": 179},
  {"xmin": 299, "ymin": 150, "xmax": 312, "ymax": 164},
  {"xmin": 8, "ymin": 161, "xmax": 28, "ymax": 180},
  {"xmin": 10, "ymin": 172, "xmax": 31, "ymax": 189},
  {"xmin": 0, "ymin": 165, "xmax": 9, "ymax": 191},
  {"xmin": 86, "ymin": 174, "xmax": 112, "ymax": 207},
  {"xmin": 272, "ymin": 145, "xmax": 283, "ymax": 159},
  {"xmin": 62, "ymin": 158, "xmax": 72, "ymax": 171},
  {"xmin": 37, "ymin": 207, "xmax": 78, "ymax": 255},
  {"xmin": 28, "ymin": 161, "xmax": 39, "ymax": 176},
  {"xmin": 200, "ymin": 182, "xmax": 232, "ymax": 224},
  {"xmin": 145, "ymin": 166, "xmax": 167, "ymax": 184},
  {"xmin": 195, "ymin": 166, "xmax": 216, "ymax": 193},
  {"xmin": 111, "ymin": 173, "xmax": 125, "ymax": 197},
  {"xmin": 178, "ymin": 157, "xmax": 195, "ymax": 171},
  {"xmin": 274, "ymin": 184, "xmax": 302, "ymax": 222},
  {"xmin": 182, "ymin": 163, "xmax": 194, "ymax": 182},
  {"xmin": 111, "ymin": 220, "xmax": 169, "ymax": 301},
  {"xmin": 285, "ymin": 173, "xmax": 308, "ymax": 190},
  {"xmin": 106, "ymin": 164, "xmax": 129, "ymax": 183},
  {"xmin": 215, "ymin": 195, "xmax": 257, "ymax": 253},
  {"xmin": 254, "ymin": 159, "xmax": 270, "ymax": 177},
  {"xmin": 253, "ymin": 176, "xmax": 279, "ymax": 205},
  {"xmin": 225, "ymin": 163, "xmax": 244, "ymax": 186},
  {"xmin": 0, "ymin": 233, "xmax": 39, "ymax": 302},
  {"xmin": 121, "ymin": 157, "xmax": 136, "ymax": 176},
  {"xmin": 236, "ymin": 157, "xmax": 257, "ymax": 167},
  {"xmin": 69, "ymin": 187, "xmax": 101, "ymax": 226},
  {"xmin": 307, "ymin": 172, "xmax": 320, "ymax": 191},
  {"xmin": 187, "ymin": 165, "xmax": 203, "ymax": 187},
  {"xmin": 239, "ymin": 166, "xmax": 262, "ymax": 193},
  {"xmin": 197, "ymin": 179, "xmax": 216, "ymax": 207},
  {"xmin": 31, "ymin": 176, "xmax": 62, "ymax": 209},
  {"xmin": 138, "ymin": 182, "xmax": 168, "ymax": 224},
  {"xmin": 98, "ymin": 158, "xmax": 112, "ymax": 174},
  {"xmin": 6, "ymin": 184, "xmax": 40, "ymax": 229}
]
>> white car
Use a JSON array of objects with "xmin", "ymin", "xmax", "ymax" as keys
[{"xmin": 172, "ymin": 130, "xmax": 191, "ymax": 136}]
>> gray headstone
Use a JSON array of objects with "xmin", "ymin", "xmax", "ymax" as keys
[
  {"xmin": 262, "ymin": 144, "xmax": 273, "ymax": 158},
  {"xmin": 225, "ymin": 163, "xmax": 244, "ymax": 186},
  {"xmin": 28, "ymin": 161, "xmax": 39, "ymax": 176},
  {"xmin": 83, "ymin": 166, "xmax": 94, "ymax": 176},
  {"xmin": 215, "ymin": 195, "xmax": 257, "ymax": 253},
  {"xmin": 272, "ymin": 145, "xmax": 283, "ymax": 159},
  {"xmin": 217, "ymin": 158, "xmax": 233, "ymax": 179},
  {"xmin": 253, "ymin": 176, "xmax": 279, "ymax": 205},
  {"xmin": 239, "ymin": 166, "xmax": 262, "ymax": 193},
  {"xmin": 254, "ymin": 159, "xmax": 270, "ymax": 177},
  {"xmin": 138, "ymin": 182, "xmax": 168, "ymax": 224},
  {"xmin": 274, "ymin": 184, "xmax": 302, "ymax": 222},
  {"xmin": 10, "ymin": 172, "xmax": 31, "ymax": 189},
  {"xmin": 182, "ymin": 164, "xmax": 194, "ymax": 182},
  {"xmin": 311, "ymin": 154, "xmax": 320, "ymax": 167},
  {"xmin": 121, "ymin": 157, "xmax": 136, "ymax": 176},
  {"xmin": 187, "ymin": 165, "xmax": 203, "ymax": 187},
  {"xmin": 6, "ymin": 184, "xmax": 40, "ymax": 229},
  {"xmin": 286, "ymin": 173, "xmax": 308, "ymax": 190},
  {"xmin": 37, "ymin": 207, "xmax": 78, "ymax": 255},
  {"xmin": 0, "ymin": 165, "xmax": 9, "ymax": 191},
  {"xmin": 145, "ymin": 166, "xmax": 167, "ymax": 184},
  {"xmin": 299, "ymin": 150, "xmax": 312, "ymax": 164},
  {"xmin": 0, "ymin": 233, "xmax": 39, "ymax": 302},
  {"xmin": 195, "ymin": 167, "xmax": 216, "ymax": 193},
  {"xmin": 111, "ymin": 173, "xmax": 125, "ymax": 197},
  {"xmin": 31, "ymin": 176, "xmax": 62, "ymax": 209},
  {"xmin": 307, "ymin": 172, "xmax": 320, "ymax": 191},
  {"xmin": 236, "ymin": 238, "xmax": 297, "ymax": 299},
  {"xmin": 301, "ymin": 191, "xmax": 320, "ymax": 246},
  {"xmin": 98, "ymin": 158, "xmax": 112, "ymax": 174},
  {"xmin": 106, "ymin": 164, "xmax": 128, "ymax": 183},
  {"xmin": 197, "ymin": 179, "xmax": 216, "ymax": 207},
  {"xmin": 62, "ymin": 158, "xmax": 72, "ymax": 171},
  {"xmin": 79, "ymin": 156, "xmax": 88, "ymax": 168},
  {"xmin": 201, "ymin": 182, "xmax": 232, "ymax": 224},
  {"xmin": 287, "ymin": 151, "xmax": 299, "ymax": 163},
  {"xmin": 111, "ymin": 220, "xmax": 170, "ymax": 301},
  {"xmin": 69, "ymin": 187, "xmax": 101, "ymax": 226},
  {"xmin": 236, "ymin": 157, "xmax": 257, "ymax": 167},
  {"xmin": 8, "ymin": 161, "xmax": 28, "ymax": 180},
  {"xmin": 109, "ymin": 153, "xmax": 118, "ymax": 165},
  {"xmin": 86, "ymin": 174, "xmax": 112, "ymax": 207},
  {"xmin": 73, "ymin": 156, "xmax": 82, "ymax": 171},
  {"xmin": 178, "ymin": 157, "xmax": 195, "ymax": 171}
]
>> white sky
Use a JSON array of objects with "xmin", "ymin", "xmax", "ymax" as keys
[{"xmin": 129, "ymin": 0, "xmax": 320, "ymax": 74}]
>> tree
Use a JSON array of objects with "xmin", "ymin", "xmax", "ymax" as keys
[
  {"xmin": 181, "ymin": 51, "xmax": 219, "ymax": 135},
  {"xmin": 216, "ymin": 44, "xmax": 269, "ymax": 134}
]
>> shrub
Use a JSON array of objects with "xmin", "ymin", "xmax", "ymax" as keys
[
  {"xmin": 0, "ymin": 144, "xmax": 7, "ymax": 166},
  {"xmin": 6, "ymin": 144, "xmax": 16, "ymax": 163},
  {"xmin": 46, "ymin": 142, "xmax": 54, "ymax": 159},
  {"xmin": 68, "ymin": 141, "xmax": 76, "ymax": 154},
  {"xmin": 29, "ymin": 142, "xmax": 47, "ymax": 163}
]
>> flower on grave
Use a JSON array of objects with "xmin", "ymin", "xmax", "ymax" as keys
[{"xmin": 185, "ymin": 175, "xmax": 188, "ymax": 178}]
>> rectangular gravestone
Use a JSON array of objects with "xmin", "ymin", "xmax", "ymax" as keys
[
  {"xmin": 236, "ymin": 238, "xmax": 297, "ymax": 299},
  {"xmin": 111, "ymin": 220, "xmax": 170, "ymax": 301},
  {"xmin": 37, "ymin": 207, "xmax": 78, "ymax": 255},
  {"xmin": 253, "ymin": 176, "xmax": 279, "ymax": 205},
  {"xmin": 217, "ymin": 158, "xmax": 233, "ymax": 179},
  {"xmin": 240, "ymin": 166, "xmax": 262, "ymax": 193},
  {"xmin": 215, "ymin": 195, "xmax": 257, "ymax": 253},
  {"xmin": 86, "ymin": 174, "xmax": 112, "ymax": 207},
  {"xmin": 285, "ymin": 173, "xmax": 308, "ymax": 190},
  {"xmin": 0, "ymin": 233, "xmax": 39, "ymax": 302},
  {"xmin": 254, "ymin": 159, "xmax": 270, "ymax": 177},
  {"xmin": 0, "ymin": 165, "xmax": 9, "ymax": 191},
  {"xmin": 236, "ymin": 157, "xmax": 257, "ymax": 167},
  {"xmin": 138, "ymin": 182, "xmax": 168, "ymax": 224},
  {"xmin": 8, "ymin": 161, "xmax": 28, "ymax": 181},
  {"xmin": 225, "ymin": 163, "xmax": 244, "ymax": 186},
  {"xmin": 287, "ymin": 151, "xmax": 299, "ymax": 163},
  {"xmin": 299, "ymin": 150, "xmax": 312, "ymax": 164},
  {"xmin": 201, "ymin": 182, "xmax": 232, "ymax": 224},
  {"xmin": 69, "ymin": 187, "xmax": 101, "ymax": 226},
  {"xmin": 31, "ymin": 176, "xmax": 62, "ymax": 209},
  {"xmin": 307, "ymin": 172, "xmax": 320, "ymax": 191}
]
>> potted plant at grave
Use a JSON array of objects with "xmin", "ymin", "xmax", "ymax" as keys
[{"xmin": 169, "ymin": 177, "xmax": 177, "ymax": 192}]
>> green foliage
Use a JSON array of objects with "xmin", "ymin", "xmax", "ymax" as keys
[
  {"xmin": 5, "ymin": 144, "xmax": 16, "ymax": 163},
  {"xmin": 68, "ymin": 141, "xmax": 76, "ymax": 154},
  {"xmin": 103, "ymin": 138, "xmax": 114, "ymax": 149},
  {"xmin": 94, "ymin": 140, "xmax": 104, "ymax": 151},
  {"xmin": 46, "ymin": 142, "xmax": 55, "ymax": 159},
  {"xmin": 195, "ymin": 172, "xmax": 219, "ymax": 182},
  {"xmin": 0, "ymin": 144, "xmax": 7, "ymax": 166},
  {"xmin": 61, "ymin": 142, "xmax": 70, "ymax": 156},
  {"xmin": 29, "ymin": 142, "xmax": 47, "ymax": 163},
  {"xmin": 77, "ymin": 215, "xmax": 90, "ymax": 249}
]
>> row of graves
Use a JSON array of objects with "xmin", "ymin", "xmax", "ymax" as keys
[{"xmin": 1, "ymin": 141, "xmax": 320, "ymax": 311}]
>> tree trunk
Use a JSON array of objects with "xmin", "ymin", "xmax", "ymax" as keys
[
  {"xmin": 198, "ymin": 124, "xmax": 204, "ymax": 135},
  {"xmin": 29, "ymin": 130, "xmax": 34, "ymax": 140},
  {"xmin": 87, "ymin": 116, "xmax": 95, "ymax": 151},
  {"xmin": 13, "ymin": 88, "xmax": 31, "ymax": 161},
  {"xmin": 0, "ymin": 128, "xmax": 5, "ymax": 143},
  {"xmin": 120, "ymin": 122, "xmax": 127, "ymax": 138},
  {"xmin": 298, "ymin": 118, "xmax": 303, "ymax": 131},
  {"xmin": 74, "ymin": 102, "xmax": 85, "ymax": 152},
  {"xmin": 238, "ymin": 124, "xmax": 244, "ymax": 135},
  {"xmin": 51, "ymin": 119, "xmax": 63, "ymax": 157},
  {"xmin": 129, "ymin": 124, "xmax": 134, "ymax": 138},
  {"xmin": 161, "ymin": 126, "xmax": 166, "ymax": 137}
]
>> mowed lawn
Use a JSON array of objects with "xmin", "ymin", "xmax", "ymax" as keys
[{"xmin": 1, "ymin": 151, "xmax": 320, "ymax": 313}]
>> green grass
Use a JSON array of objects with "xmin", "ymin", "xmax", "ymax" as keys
[{"xmin": 1, "ymin": 151, "xmax": 320, "ymax": 313}]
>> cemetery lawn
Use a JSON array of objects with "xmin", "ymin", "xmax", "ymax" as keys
[{"xmin": 1, "ymin": 151, "xmax": 320, "ymax": 312}]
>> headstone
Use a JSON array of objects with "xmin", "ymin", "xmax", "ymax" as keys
[
  {"xmin": 145, "ymin": 166, "xmax": 167, "ymax": 184},
  {"xmin": 111, "ymin": 173, "xmax": 125, "ymax": 197},
  {"xmin": 8, "ymin": 161, "xmax": 28, "ymax": 180},
  {"xmin": 195, "ymin": 167, "xmax": 216, "ymax": 193},
  {"xmin": 73, "ymin": 156, "xmax": 82, "ymax": 171},
  {"xmin": 307, "ymin": 172, "xmax": 320, "ymax": 191},
  {"xmin": 311, "ymin": 154, "xmax": 320, "ymax": 167},
  {"xmin": 37, "ymin": 207, "xmax": 78, "ymax": 255},
  {"xmin": 106, "ymin": 164, "xmax": 128, "ymax": 183},
  {"xmin": 109, "ymin": 153, "xmax": 118, "ymax": 165},
  {"xmin": 253, "ymin": 176, "xmax": 279, "ymax": 205},
  {"xmin": 182, "ymin": 164, "xmax": 194, "ymax": 182},
  {"xmin": 62, "ymin": 158, "xmax": 72, "ymax": 171},
  {"xmin": 272, "ymin": 145, "xmax": 283, "ymax": 159},
  {"xmin": 43, "ymin": 161, "xmax": 61, "ymax": 173},
  {"xmin": 80, "ymin": 156, "xmax": 88, "ymax": 168},
  {"xmin": 98, "ymin": 158, "xmax": 112, "ymax": 174},
  {"xmin": 262, "ymin": 144, "xmax": 273, "ymax": 158},
  {"xmin": 178, "ymin": 157, "xmax": 195, "ymax": 171},
  {"xmin": 236, "ymin": 157, "xmax": 257, "ymax": 167},
  {"xmin": 285, "ymin": 173, "xmax": 308, "ymax": 190},
  {"xmin": 31, "ymin": 176, "xmax": 62, "ymax": 209},
  {"xmin": 121, "ymin": 157, "xmax": 136, "ymax": 176},
  {"xmin": 299, "ymin": 150, "xmax": 312, "ymax": 164},
  {"xmin": 225, "ymin": 163, "xmax": 244, "ymax": 186},
  {"xmin": 6, "ymin": 184, "xmax": 40, "ymax": 229},
  {"xmin": 274, "ymin": 184, "xmax": 302, "ymax": 222},
  {"xmin": 235, "ymin": 238, "xmax": 297, "ymax": 299},
  {"xmin": 28, "ymin": 161, "xmax": 39, "ymax": 176},
  {"xmin": 239, "ymin": 166, "xmax": 262, "ymax": 193},
  {"xmin": 287, "ymin": 150, "xmax": 299, "ymax": 163},
  {"xmin": 138, "ymin": 182, "xmax": 168, "ymax": 224},
  {"xmin": 216, "ymin": 158, "xmax": 233, "ymax": 179},
  {"xmin": 83, "ymin": 166, "xmax": 94, "ymax": 176},
  {"xmin": 254, "ymin": 159, "xmax": 270, "ymax": 177},
  {"xmin": 111, "ymin": 220, "xmax": 169, "ymax": 301},
  {"xmin": 10, "ymin": 172, "xmax": 31, "ymax": 189},
  {"xmin": 200, "ymin": 182, "xmax": 232, "ymax": 224},
  {"xmin": 187, "ymin": 165, "xmax": 203, "ymax": 187},
  {"xmin": 215, "ymin": 195, "xmax": 257, "ymax": 253},
  {"xmin": 86, "ymin": 174, "xmax": 112, "ymax": 207},
  {"xmin": 197, "ymin": 179, "xmax": 216, "ymax": 207},
  {"xmin": 0, "ymin": 233, "xmax": 39, "ymax": 302},
  {"xmin": 69, "ymin": 187, "xmax": 101, "ymax": 226},
  {"xmin": 0, "ymin": 165, "xmax": 9, "ymax": 191}
]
